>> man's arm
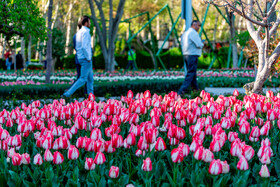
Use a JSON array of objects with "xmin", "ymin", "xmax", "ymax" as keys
[
  {"xmin": 190, "ymin": 32, "xmax": 204, "ymax": 49},
  {"xmin": 73, "ymin": 34, "xmax": 76, "ymax": 51},
  {"xmin": 81, "ymin": 31, "xmax": 91, "ymax": 61}
]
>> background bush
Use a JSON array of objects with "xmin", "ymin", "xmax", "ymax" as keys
[{"xmin": 57, "ymin": 46, "xmax": 246, "ymax": 70}]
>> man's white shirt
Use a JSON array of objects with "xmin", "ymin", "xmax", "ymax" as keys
[
  {"xmin": 181, "ymin": 28, "xmax": 204, "ymax": 56},
  {"xmin": 76, "ymin": 26, "xmax": 92, "ymax": 61}
]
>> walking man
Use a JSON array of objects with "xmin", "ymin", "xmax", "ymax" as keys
[
  {"xmin": 62, "ymin": 16, "xmax": 93, "ymax": 98},
  {"xmin": 178, "ymin": 20, "xmax": 204, "ymax": 95}
]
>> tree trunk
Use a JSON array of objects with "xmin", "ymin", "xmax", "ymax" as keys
[
  {"xmin": 35, "ymin": 41, "xmax": 39, "ymax": 59},
  {"xmin": 136, "ymin": 38, "xmax": 156, "ymax": 68},
  {"xmin": 51, "ymin": 3, "xmax": 59, "ymax": 29},
  {"xmin": 1, "ymin": 36, "xmax": 6, "ymax": 59},
  {"xmin": 65, "ymin": 0, "xmax": 75, "ymax": 55},
  {"xmin": 213, "ymin": 12, "xmax": 218, "ymax": 49},
  {"xmin": 28, "ymin": 35, "xmax": 31, "ymax": 63},
  {"xmin": 88, "ymin": 0, "xmax": 125, "ymax": 72},
  {"xmin": 156, "ymin": 16, "xmax": 160, "ymax": 40},
  {"xmin": 218, "ymin": 19, "xmax": 226, "ymax": 38},
  {"xmin": 13, "ymin": 41, "xmax": 16, "ymax": 71},
  {"xmin": 229, "ymin": 12, "xmax": 238, "ymax": 68},
  {"xmin": 45, "ymin": 0, "xmax": 53, "ymax": 83},
  {"xmin": 21, "ymin": 37, "xmax": 26, "ymax": 68}
]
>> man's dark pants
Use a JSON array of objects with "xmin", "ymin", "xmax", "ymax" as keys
[
  {"xmin": 126, "ymin": 60, "xmax": 135, "ymax": 70},
  {"xmin": 178, "ymin": 55, "xmax": 199, "ymax": 95}
]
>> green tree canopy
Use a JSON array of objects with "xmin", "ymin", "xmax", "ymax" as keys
[{"xmin": 0, "ymin": 0, "xmax": 46, "ymax": 42}]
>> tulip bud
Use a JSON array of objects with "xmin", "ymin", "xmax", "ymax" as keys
[
  {"xmin": 242, "ymin": 145, "xmax": 255, "ymax": 161},
  {"xmin": 230, "ymin": 139, "xmax": 242, "ymax": 157},
  {"xmin": 44, "ymin": 149, "xmax": 54, "ymax": 162},
  {"xmin": 142, "ymin": 157, "xmax": 152, "ymax": 172},
  {"xmin": 109, "ymin": 166, "xmax": 119, "ymax": 178},
  {"xmin": 90, "ymin": 128, "xmax": 102, "ymax": 141},
  {"xmin": 178, "ymin": 143, "xmax": 190, "ymax": 157},
  {"xmin": 94, "ymin": 151, "xmax": 106, "ymax": 165},
  {"xmin": 12, "ymin": 153, "xmax": 22, "ymax": 166},
  {"xmin": 8, "ymin": 148, "xmax": 16, "ymax": 158},
  {"xmin": 21, "ymin": 153, "xmax": 30, "ymax": 165},
  {"xmin": 67, "ymin": 145, "xmax": 79, "ymax": 160},
  {"xmin": 85, "ymin": 158, "xmax": 95, "ymax": 170},
  {"xmin": 237, "ymin": 156, "xmax": 249, "ymax": 170},
  {"xmin": 202, "ymin": 149, "xmax": 214, "ymax": 163},
  {"xmin": 53, "ymin": 151, "xmax": 64, "ymax": 164},
  {"xmin": 171, "ymin": 148, "xmax": 184, "ymax": 163},
  {"xmin": 221, "ymin": 160, "xmax": 230, "ymax": 174},
  {"xmin": 239, "ymin": 121, "xmax": 250, "ymax": 134},
  {"xmin": 193, "ymin": 146, "xmax": 204, "ymax": 160},
  {"xmin": 259, "ymin": 165, "xmax": 270, "ymax": 178},
  {"xmin": 228, "ymin": 131, "xmax": 238, "ymax": 142},
  {"xmin": 155, "ymin": 137, "xmax": 166, "ymax": 151},
  {"xmin": 208, "ymin": 159, "xmax": 222, "ymax": 175},
  {"xmin": 33, "ymin": 153, "xmax": 43, "ymax": 165}
]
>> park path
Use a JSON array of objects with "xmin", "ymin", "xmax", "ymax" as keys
[{"xmin": 205, "ymin": 87, "xmax": 279, "ymax": 96}]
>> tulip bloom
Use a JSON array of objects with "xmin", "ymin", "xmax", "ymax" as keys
[
  {"xmin": 202, "ymin": 149, "xmax": 214, "ymax": 163},
  {"xmin": 155, "ymin": 137, "xmax": 166, "ymax": 151},
  {"xmin": 221, "ymin": 161, "xmax": 230, "ymax": 174},
  {"xmin": 259, "ymin": 165, "xmax": 270, "ymax": 178},
  {"xmin": 67, "ymin": 145, "xmax": 79, "ymax": 160},
  {"xmin": 12, "ymin": 153, "xmax": 22, "ymax": 166},
  {"xmin": 260, "ymin": 124, "xmax": 269, "ymax": 136},
  {"xmin": 209, "ymin": 159, "xmax": 222, "ymax": 175},
  {"xmin": 237, "ymin": 156, "xmax": 249, "ymax": 170},
  {"xmin": 171, "ymin": 148, "xmax": 184, "ymax": 163},
  {"xmin": 126, "ymin": 133, "xmax": 136, "ymax": 146},
  {"xmin": 230, "ymin": 139, "xmax": 242, "ymax": 157},
  {"xmin": 210, "ymin": 137, "xmax": 221, "ymax": 152},
  {"xmin": 178, "ymin": 143, "xmax": 189, "ymax": 157},
  {"xmin": 44, "ymin": 149, "xmax": 54, "ymax": 162},
  {"xmin": 109, "ymin": 166, "xmax": 119, "ymax": 178},
  {"xmin": 94, "ymin": 151, "xmax": 106, "ymax": 165},
  {"xmin": 142, "ymin": 157, "xmax": 152, "ymax": 172},
  {"xmin": 21, "ymin": 153, "xmax": 30, "ymax": 165},
  {"xmin": 33, "ymin": 153, "xmax": 43, "ymax": 165},
  {"xmin": 53, "ymin": 151, "xmax": 64, "ymax": 164},
  {"xmin": 242, "ymin": 145, "xmax": 255, "ymax": 161},
  {"xmin": 90, "ymin": 128, "xmax": 102, "ymax": 141},
  {"xmin": 250, "ymin": 126, "xmax": 260, "ymax": 138},
  {"xmin": 228, "ymin": 131, "xmax": 238, "ymax": 142},
  {"xmin": 193, "ymin": 146, "xmax": 204, "ymax": 160},
  {"xmin": 85, "ymin": 158, "xmax": 95, "ymax": 170},
  {"xmin": 239, "ymin": 121, "xmax": 250, "ymax": 134}
]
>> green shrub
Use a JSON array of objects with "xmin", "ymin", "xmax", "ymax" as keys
[
  {"xmin": 59, "ymin": 46, "xmax": 248, "ymax": 70},
  {"xmin": 0, "ymin": 79, "xmax": 206, "ymax": 99},
  {"xmin": 0, "ymin": 59, "xmax": 6, "ymax": 70}
]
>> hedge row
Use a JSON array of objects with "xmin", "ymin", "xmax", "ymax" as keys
[
  {"xmin": 56, "ymin": 50, "xmax": 228, "ymax": 70},
  {"xmin": 0, "ymin": 79, "xmax": 206, "ymax": 100},
  {"xmin": 198, "ymin": 76, "xmax": 280, "ymax": 88}
]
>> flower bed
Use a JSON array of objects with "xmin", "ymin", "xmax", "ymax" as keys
[
  {"xmin": 0, "ymin": 69, "xmax": 257, "ymax": 86},
  {"xmin": 0, "ymin": 90, "xmax": 280, "ymax": 186}
]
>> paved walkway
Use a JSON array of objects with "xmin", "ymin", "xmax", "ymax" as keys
[{"xmin": 205, "ymin": 87, "xmax": 279, "ymax": 96}]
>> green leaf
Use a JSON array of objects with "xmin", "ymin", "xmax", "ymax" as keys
[
  {"xmin": 119, "ymin": 174, "xmax": 129, "ymax": 186},
  {"xmin": 165, "ymin": 171, "xmax": 175, "ymax": 187},
  {"xmin": 73, "ymin": 166, "xmax": 79, "ymax": 182},
  {"xmin": 98, "ymin": 176, "xmax": 106, "ymax": 187},
  {"xmin": 234, "ymin": 170, "xmax": 250, "ymax": 187}
]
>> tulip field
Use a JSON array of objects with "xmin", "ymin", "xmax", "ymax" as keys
[{"xmin": 1, "ymin": 89, "xmax": 280, "ymax": 186}]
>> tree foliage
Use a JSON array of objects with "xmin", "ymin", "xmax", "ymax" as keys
[{"xmin": 0, "ymin": 0, "xmax": 46, "ymax": 43}]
